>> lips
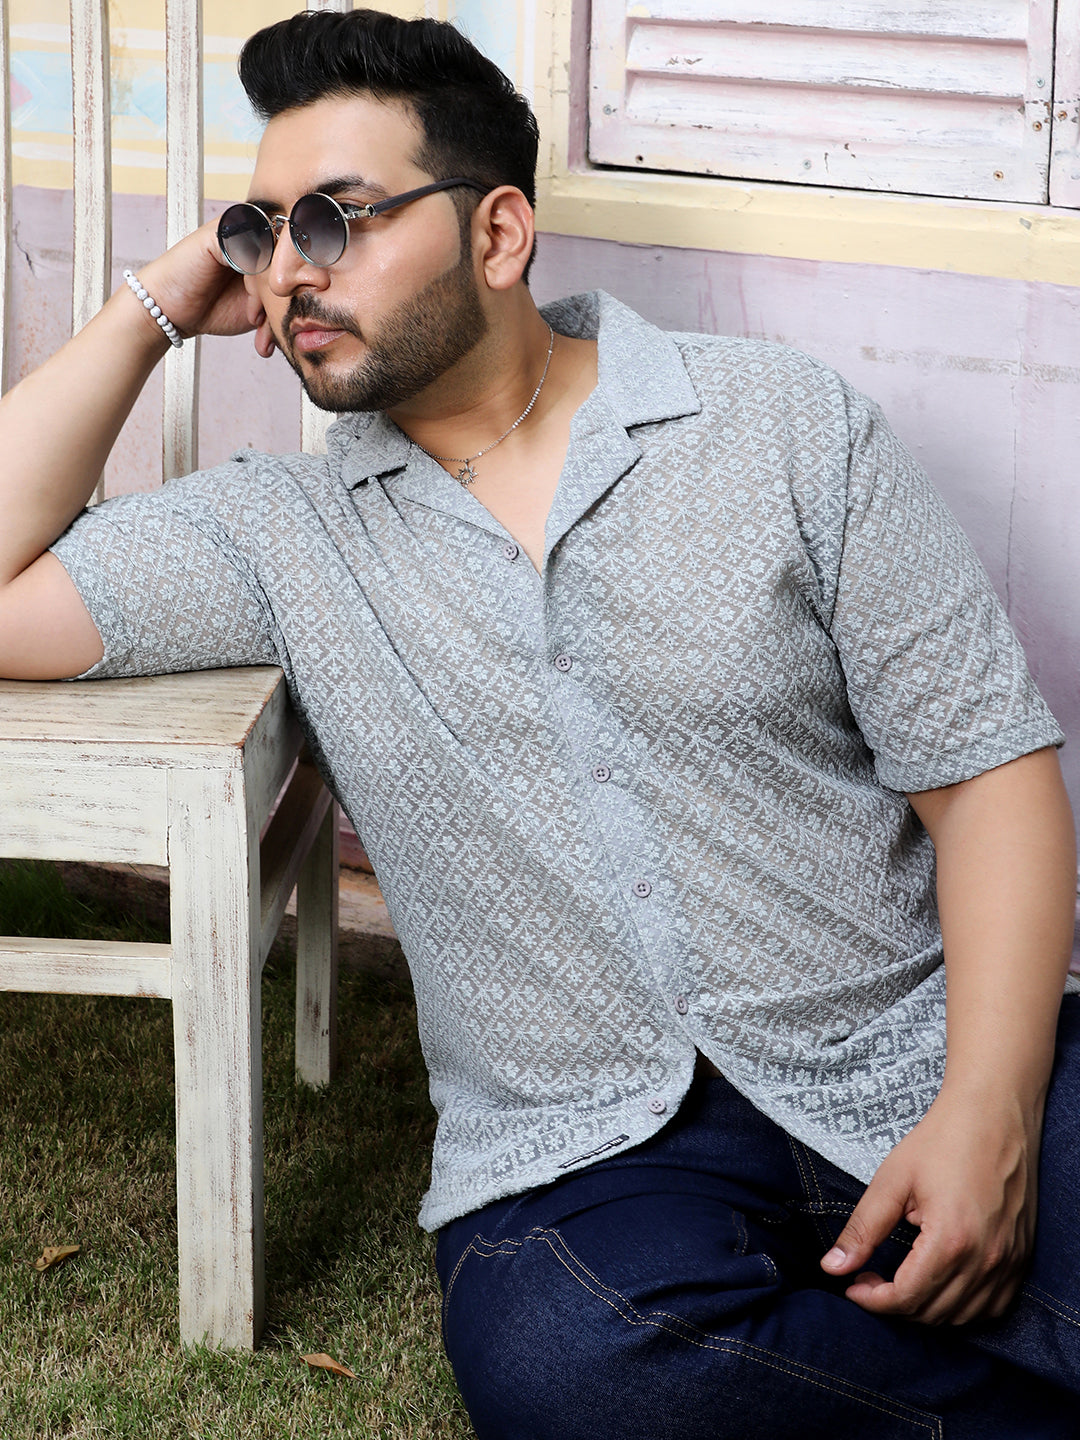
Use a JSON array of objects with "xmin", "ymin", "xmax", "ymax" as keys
[{"xmin": 291, "ymin": 324, "xmax": 347, "ymax": 354}]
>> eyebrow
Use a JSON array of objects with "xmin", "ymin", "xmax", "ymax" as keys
[{"xmin": 245, "ymin": 173, "xmax": 392, "ymax": 213}]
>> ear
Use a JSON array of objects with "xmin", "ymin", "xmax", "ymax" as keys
[{"xmin": 471, "ymin": 186, "xmax": 535, "ymax": 291}]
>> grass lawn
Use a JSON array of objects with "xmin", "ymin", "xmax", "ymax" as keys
[{"xmin": 0, "ymin": 860, "xmax": 474, "ymax": 1439}]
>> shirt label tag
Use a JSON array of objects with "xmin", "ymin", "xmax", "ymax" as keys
[{"xmin": 558, "ymin": 1134, "xmax": 631, "ymax": 1170}]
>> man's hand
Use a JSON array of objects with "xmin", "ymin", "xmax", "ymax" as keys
[
  {"xmin": 818, "ymin": 748, "xmax": 1075, "ymax": 1327},
  {"xmin": 130, "ymin": 216, "xmax": 265, "ymax": 346},
  {"xmin": 821, "ymin": 1080, "xmax": 1041, "ymax": 1326}
]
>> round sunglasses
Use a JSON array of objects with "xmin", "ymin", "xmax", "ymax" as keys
[{"xmin": 217, "ymin": 178, "xmax": 488, "ymax": 276}]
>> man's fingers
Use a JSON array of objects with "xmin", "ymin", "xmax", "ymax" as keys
[
  {"xmin": 821, "ymin": 1179, "xmax": 908, "ymax": 1276},
  {"xmin": 842, "ymin": 1225, "xmax": 1025, "ymax": 1325},
  {"xmin": 844, "ymin": 1240, "xmax": 964, "ymax": 1322}
]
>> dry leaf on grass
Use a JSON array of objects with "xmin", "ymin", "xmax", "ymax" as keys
[
  {"xmin": 301, "ymin": 1352, "xmax": 358, "ymax": 1379},
  {"xmin": 34, "ymin": 1245, "xmax": 80, "ymax": 1272}
]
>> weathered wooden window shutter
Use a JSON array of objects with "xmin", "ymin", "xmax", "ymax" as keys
[
  {"xmin": 1051, "ymin": 0, "xmax": 1080, "ymax": 204},
  {"xmin": 589, "ymin": 1, "xmax": 1059, "ymax": 204}
]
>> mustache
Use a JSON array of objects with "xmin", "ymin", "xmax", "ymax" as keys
[{"xmin": 283, "ymin": 294, "xmax": 362, "ymax": 337}]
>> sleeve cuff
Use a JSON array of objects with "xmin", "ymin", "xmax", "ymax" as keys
[{"xmin": 875, "ymin": 714, "xmax": 1066, "ymax": 794}]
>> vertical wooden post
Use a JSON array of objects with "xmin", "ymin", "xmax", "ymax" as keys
[
  {"xmin": 69, "ymin": 0, "xmax": 114, "ymax": 503},
  {"xmin": 0, "ymin": 0, "xmax": 11, "ymax": 397},
  {"xmin": 1051, "ymin": 0, "xmax": 1080, "ymax": 207},
  {"xmin": 295, "ymin": 800, "xmax": 340, "ymax": 1087},
  {"xmin": 300, "ymin": 0, "xmax": 354, "ymax": 457},
  {"xmin": 163, "ymin": 0, "xmax": 203, "ymax": 481},
  {"xmin": 169, "ymin": 761, "xmax": 264, "ymax": 1348}
]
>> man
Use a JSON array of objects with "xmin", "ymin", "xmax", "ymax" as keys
[{"xmin": 0, "ymin": 10, "xmax": 1077, "ymax": 1435}]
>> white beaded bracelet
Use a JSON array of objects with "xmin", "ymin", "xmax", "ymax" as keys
[{"xmin": 122, "ymin": 268, "xmax": 184, "ymax": 348}]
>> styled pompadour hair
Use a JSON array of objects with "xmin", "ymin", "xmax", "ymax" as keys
[{"xmin": 238, "ymin": 9, "xmax": 539, "ymax": 210}]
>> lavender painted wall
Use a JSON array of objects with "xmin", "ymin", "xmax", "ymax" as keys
[
  {"xmin": 8, "ymin": 187, "xmax": 301, "ymax": 487},
  {"xmin": 530, "ymin": 234, "xmax": 1080, "ymax": 825},
  {"xmin": 8, "ymin": 187, "xmax": 1080, "ymax": 849}
]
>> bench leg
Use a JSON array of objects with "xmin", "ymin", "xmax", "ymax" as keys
[
  {"xmin": 295, "ymin": 800, "xmax": 339, "ymax": 1088},
  {"xmin": 169, "ymin": 765, "xmax": 264, "ymax": 1349}
]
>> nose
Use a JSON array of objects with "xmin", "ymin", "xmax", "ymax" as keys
[{"xmin": 265, "ymin": 215, "xmax": 329, "ymax": 296}]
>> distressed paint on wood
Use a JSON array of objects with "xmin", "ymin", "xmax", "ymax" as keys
[
  {"xmin": 0, "ymin": 668, "xmax": 338, "ymax": 1348},
  {"xmin": 163, "ymin": 0, "xmax": 203, "ymax": 481},
  {"xmin": 1051, "ymin": 0, "xmax": 1080, "ymax": 204},
  {"xmin": 614, "ymin": 1, "xmax": 1037, "ymax": 38},
  {"xmin": 69, "ymin": 0, "xmax": 112, "ymax": 338},
  {"xmin": 295, "ymin": 798, "xmax": 339, "ymax": 1088},
  {"xmin": 0, "ymin": 937, "xmax": 172, "ymax": 998},
  {"xmin": 590, "ymin": 0, "xmax": 1056, "ymax": 202},
  {"xmin": 69, "ymin": 0, "xmax": 113, "ymax": 504},
  {"xmin": 0, "ymin": 760, "xmax": 170, "ymax": 864},
  {"xmin": 258, "ymin": 759, "xmax": 332, "ymax": 965},
  {"xmin": 0, "ymin": 669, "xmax": 285, "ymax": 746},
  {"xmin": 301, "ymin": 392, "xmax": 333, "ymax": 455},
  {"xmin": 168, "ymin": 758, "xmax": 264, "ymax": 1348}
]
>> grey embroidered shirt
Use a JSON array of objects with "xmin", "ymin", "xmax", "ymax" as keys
[{"xmin": 52, "ymin": 291, "xmax": 1068, "ymax": 1231}]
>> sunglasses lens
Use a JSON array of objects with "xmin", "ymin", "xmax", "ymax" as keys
[
  {"xmin": 290, "ymin": 193, "xmax": 348, "ymax": 267},
  {"xmin": 218, "ymin": 204, "xmax": 274, "ymax": 274}
]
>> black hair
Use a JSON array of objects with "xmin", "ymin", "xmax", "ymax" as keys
[{"xmin": 239, "ymin": 9, "xmax": 539, "ymax": 266}]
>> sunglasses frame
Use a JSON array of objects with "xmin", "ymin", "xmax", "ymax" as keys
[{"xmin": 217, "ymin": 177, "xmax": 489, "ymax": 275}]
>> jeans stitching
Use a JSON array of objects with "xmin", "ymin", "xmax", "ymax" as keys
[
  {"xmin": 799, "ymin": 1141, "xmax": 826, "ymax": 1203},
  {"xmin": 442, "ymin": 1233, "xmax": 522, "ymax": 1328},
  {"xmin": 527, "ymin": 1226, "xmax": 943, "ymax": 1438},
  {"xmin": 1023, "ymin": 1279, "xmax": 1080, "ymax": 1330},
  {"xmin": 789, "ymin": 1137, "xmax": 836, "ymax": 1250},
  {"xmin": 787, "ymin": 1135, "xmax": 818, "ymax": 1202}
]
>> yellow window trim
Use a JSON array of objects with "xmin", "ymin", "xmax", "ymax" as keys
[{"xmin": 531, "ymin": 7, "xmax": 1080, "ymax": 287}]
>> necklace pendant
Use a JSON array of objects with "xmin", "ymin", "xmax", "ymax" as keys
[{"xmin": 457, "ymin": 461, "xmax": 478, "ymax": 487}]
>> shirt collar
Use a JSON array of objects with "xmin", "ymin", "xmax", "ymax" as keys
[
  {"xmin": 326, "ymin": 289, "xmax": 702, "ymax": 499},
  {"xmin": 539, "ymin": 289, "xmax": 701, "ymax": 429}
]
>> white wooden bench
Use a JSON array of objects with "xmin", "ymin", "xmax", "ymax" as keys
[
  {"xmin": 0, "ymin": 0, "xmax": 350, "ymax": 1348},
  {"xmin": 0, "ymin": 668, "xmax": 339, "ymax": 1348}
]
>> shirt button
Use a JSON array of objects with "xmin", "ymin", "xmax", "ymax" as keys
[
  {"xmin": 554, "ymin": 653, "xmax": 573, "ymax": 673},
  {"xmin": 674, "ymin": 994, "xmax": 689, "ymax": 1016},
  {"xmin": 647, "ymin": 1097, "xmax": 667, "ymax": 1115},
  {"xmin": 632, "ymin": 879, "xmax": 652, "ymax": 899},
  {"xmin": 592, "ymin": 764, "xmax": 611, "ymax": 783},
  {"xmin": 503, "ymin": 541, "xmax": 519, "ymax": 561}
]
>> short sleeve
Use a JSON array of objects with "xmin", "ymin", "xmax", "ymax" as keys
[
  {"xmin": 824, "ymin": 384, "xmax": 1063, "ymax": 792},
  {"xmin": 49, "ymin": 460, "xmax": 279, "ymax": 680}
]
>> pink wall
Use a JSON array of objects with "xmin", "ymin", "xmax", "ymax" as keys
[
  {"xmin": 530, "ymin": 235, "xmax": 1080, "ymax": 834},
  {"xmin": 9, "ymin": 186, "xmax": 1080, "ymax": 875}
]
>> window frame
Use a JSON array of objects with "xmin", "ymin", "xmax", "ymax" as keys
[{"xmin": 529, "ymin": 1, "xmax": 1080, "ymax": 286}]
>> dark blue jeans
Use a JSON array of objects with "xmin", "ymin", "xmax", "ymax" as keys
[{"xmin": 437, "ymin": 995, "xmax": 1080, "ymax": 1439}]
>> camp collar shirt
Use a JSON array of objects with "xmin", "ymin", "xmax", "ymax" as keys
[{"xmin": 52, "ymin": 290, "xmax": 1067, "ymax": 1231}]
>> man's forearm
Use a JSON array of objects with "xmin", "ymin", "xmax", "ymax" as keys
[
  {"xmin": 909, "ymin": 746, "xmax": 1076, "ymax": 1118},
  {"xmin": 0, "ymin": 286, "xmax": 170, "ymax": 586},
  {"xmin": 0, "ymin": 217, "xmax": 259, "ymax": 591},
  {"xmin": 822, "ymin": 748, "xmax": 1075, "ymax": 1323}
]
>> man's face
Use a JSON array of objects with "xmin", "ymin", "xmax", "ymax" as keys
[{"xmin": 244, "ymin": 92, "xmax": 487, "ymax": 413}]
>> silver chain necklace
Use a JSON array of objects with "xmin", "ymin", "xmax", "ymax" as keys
[{"xmin": 415, "ymin": 325, "xmax": 556, "ymax": 487}]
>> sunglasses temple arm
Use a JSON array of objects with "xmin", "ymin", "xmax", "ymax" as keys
[{"xmin": 368, "ymin": 177, "xmax": 487, "ymax": 217}]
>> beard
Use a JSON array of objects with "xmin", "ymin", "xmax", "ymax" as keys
[{"xmin": 277, "ymin": 246, "xmax": 488, "ymax": 414}]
